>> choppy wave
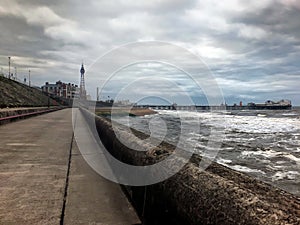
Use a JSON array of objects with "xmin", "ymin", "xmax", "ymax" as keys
[{"xmin": 114, "ymin": 108, "xmax": 300, "ymax": 196}]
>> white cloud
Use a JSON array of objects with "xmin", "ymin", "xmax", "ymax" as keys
[
  {"xmin": 0, "ymin": 0, "xmax": 299, "ymax": 104},
  {"xmin": 238, "ymin": 24, "xmax": 269, "ymax": 40},
  {"xmin": 0, "ymin": 0, "xmax": 90, "ymax": 43},
  {"xmin": 279, "ymin": 0, "xmax": 300, "ymax": 10}
]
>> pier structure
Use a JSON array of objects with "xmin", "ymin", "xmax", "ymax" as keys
[{"xmin": 135, "ymin": 104, "xmax": 292, "ymax": 110}]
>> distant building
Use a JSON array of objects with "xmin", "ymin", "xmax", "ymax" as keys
[
  {"xmin": 264, "ymin": 99, "xmax": 291, "ymax": 106},
  {"xmin": 86, "ymin": 94, "xmax": 91, "ymax": 100},
  {"xmin": 115, "ymin": 99, "xmax": 132, "ymax": 106},
  {"xmin": 247, "ymin": 99, "xmax": 292, "ymax": 110},
  {"xmin": 41, "ymin": 80, "xmax": 78, "ymax": 99}
]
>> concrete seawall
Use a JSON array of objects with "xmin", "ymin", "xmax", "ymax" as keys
[{"xmin": 81, "ymin": 108, "xmax": 300, "ymax": 225}]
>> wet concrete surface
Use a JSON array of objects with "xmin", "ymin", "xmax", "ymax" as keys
[{"xmin": 0, "ymin": 109, "xmax": 140, "ymax": 225}]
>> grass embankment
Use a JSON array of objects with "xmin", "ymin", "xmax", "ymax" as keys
[
  {"xmin": 0, "ymin": 76, "xmax": 57, "ymax": 108},
  {"xmin": 95, "ymin": 107, "xmax": 157, "ymax": 117}
]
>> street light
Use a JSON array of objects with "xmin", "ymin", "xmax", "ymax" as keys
[
  {"xmin": 14, "ymin": 67, "xmax": 17, "ymax": 80},
  {"xmin": 28, "ymin": 69, "xmax": 31, "ymax": 87},
  {"xmin": 8, "ymin": 56, "xmax": 11, "ymax": 79},
  {"xmin": 97, "ymin": 87, "xmax": 99, "ymax": 101}
]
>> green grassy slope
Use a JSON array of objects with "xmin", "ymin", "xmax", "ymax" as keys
[{"xmin": 0, "ymin": 76, "xmax": 56, "ymax": 107}]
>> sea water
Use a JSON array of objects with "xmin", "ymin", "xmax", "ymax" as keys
[{"xmin": 112, "ymin": 107, "xmax": 300, "ymax": 196}]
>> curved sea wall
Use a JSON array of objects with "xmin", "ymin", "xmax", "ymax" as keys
[{"xmin": 81, "ymin": 108, "xmax": 300, "ymax": 225}]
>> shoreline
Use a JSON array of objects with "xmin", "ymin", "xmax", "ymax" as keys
[{"xmin": 94, "ymin": 107, "xmax": 157, "ymax": 117}]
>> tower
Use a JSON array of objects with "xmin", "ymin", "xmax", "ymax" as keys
[{"xmin": 79, "ymin": 63, "xmax": 86, "ymax": 99}]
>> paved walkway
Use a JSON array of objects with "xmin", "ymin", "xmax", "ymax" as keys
[{"xmin": 0, "ymin": 109, "xmax": 140, "ymax": 225}]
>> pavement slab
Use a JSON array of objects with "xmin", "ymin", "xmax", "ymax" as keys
[{"xmin": 0, "ymin": 109, "xmax": 140, "ymax": 225}]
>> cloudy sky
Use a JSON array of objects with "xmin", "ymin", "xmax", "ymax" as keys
[{"xmin": 0, "ymin": 0, "xmax": 299, "ymax": 105}]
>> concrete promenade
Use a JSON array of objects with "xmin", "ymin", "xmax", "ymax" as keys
[{"xmin": 0, "ymin": 109, "xmax": 140, "ymax": 225}]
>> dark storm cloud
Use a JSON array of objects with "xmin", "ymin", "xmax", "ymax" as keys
[
  {"xmin": 0, "ymin": 16, "xmax": 54, "ymax": 56},
  {"xmin": 234, "ymin": 2, "xmax": 300, "ymax": 41},
  {"xmin": 0, "ymin": 0, "xmax": 299, "ymax": 104}
]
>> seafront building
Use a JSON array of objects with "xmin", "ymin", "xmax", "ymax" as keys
[
  {"xmin": 41, "ymin": 64, "xmax": 89, "ymax": 101},
  {"xmin": 41, "ymin": 80, "xmax": 78, "ymax": 99}
]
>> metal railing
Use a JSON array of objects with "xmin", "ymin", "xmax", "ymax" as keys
[{"xmin": 0, "ymin": 107, "xmax": 64, "ymax": 123}]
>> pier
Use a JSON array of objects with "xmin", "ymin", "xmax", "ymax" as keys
[{"xmin": 135, "ymin": 104, "xmax": 292, "ymax": 110}]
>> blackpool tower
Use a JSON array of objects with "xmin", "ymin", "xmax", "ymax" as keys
[{"xmin": 79, "ymin": 63, "xmax": 86, "ymax": 99}]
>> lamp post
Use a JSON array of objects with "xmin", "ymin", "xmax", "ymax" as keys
[
  {"xmin": 8, "ymin": 57, "xmax": 11, "ymax": 79},
  {"xmin": 28, "ymin": 70, "xmax": 31, "ymax": 87},
  {"xmin": 97, "ymin": 87, "xmax": 99, "ymax": 101}
]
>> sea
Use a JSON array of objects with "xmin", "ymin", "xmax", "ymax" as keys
[{"xmin": 112, "ymin": 107, "xmax": 300, "ymax": 196}]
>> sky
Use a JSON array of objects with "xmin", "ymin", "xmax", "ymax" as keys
[{"xmin": 0, "ymin": 0, "xmax": 299, "ymax": 105}]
